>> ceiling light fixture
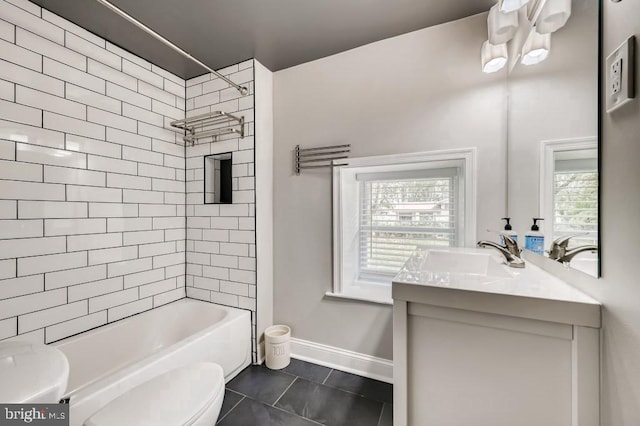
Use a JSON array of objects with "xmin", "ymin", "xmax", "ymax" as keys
[
  {"xmin": 521, "ymin": 31, "xmax": 551, "ymax": 65},
  {"xmin": 481, "ymin": 41, "xmax": 509, "ymax": 73},
  {"xmin": 499, "ymin": 0, "xmax": 530, "ymax": 13},
  {"xmin": 536, "ymin": 0, "xmax": 572, "ymax": 34},
  {"xmin": 488, "ymin": 4, "xmax": 519, "ymax": 45}
]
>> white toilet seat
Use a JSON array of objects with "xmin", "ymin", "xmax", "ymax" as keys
[{"xmin": 83, "ymin": 362, "xmax": 225, "ymax": 426}]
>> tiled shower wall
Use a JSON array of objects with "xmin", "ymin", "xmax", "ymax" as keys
[
  {"xmin": 0, "ymin": 0, "xmax": 187, "ymax": 344},
  {"xmin": 184, "ymin": 60, "xmax": 257, "ymax": 359}
]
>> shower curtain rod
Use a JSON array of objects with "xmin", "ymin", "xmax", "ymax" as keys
[{"xmin": 93, "ymin": 0, "xmax": 249, "ymax": 96}]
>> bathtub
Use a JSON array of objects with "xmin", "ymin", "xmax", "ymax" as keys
[{"xmin": 52, "ymin": 299, "xmax": 251, "ymax": 426}]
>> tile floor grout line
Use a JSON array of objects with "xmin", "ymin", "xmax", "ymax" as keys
[
  {"xmin": 216, "ymin": 395, "xmax": 245, "ymax": 425},
  {"xmin": 225, "ymin": 387, "xmax": 250, "ymax": 399},
  {"xmin": 267, "ymin": 401, "xmax": 324, "ymax": 425},
  {"xmin": 272, "ymin": 376, "xmax": 298, "ymax": 407},
  {"xmin": 377, "ymin": 403, "xmax": 386, "ymax": 426},
  {"xmin": 321, "ymin": 369, "xmax": 333, "ymax": 385},
  {"xmin": 316, "ymin": 380, "xmax": 389, "ymax": 404}
]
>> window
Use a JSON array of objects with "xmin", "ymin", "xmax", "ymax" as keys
[
  {"xmin": 541, "ymin": 138, "xmax": 598, "ymax": 276},
  {"xmin": 553, "ymin": 162, "xmax": 598, "ymax": 247},
  {"xmin": 359, "ymin": 170, "xmax": 458, "ymax": 278},
  {"xmin": 330, "ymin": 149, "xmax": 476, "ymax": 304}
]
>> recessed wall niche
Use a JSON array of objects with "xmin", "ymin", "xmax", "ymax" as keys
[{"xmin": 204, "ymin": 153, "xmax": 233, "ymax": 204}]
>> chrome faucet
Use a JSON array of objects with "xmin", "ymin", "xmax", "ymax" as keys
[
  {"xmin": 477, "ymin": 234, "xmax": 525, "ymax": 268},
  {"xmin": 548, "ymin": 235, "xmax": 598, "ymax": 264}
]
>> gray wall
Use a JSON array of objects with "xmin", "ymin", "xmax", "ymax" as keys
[
  {"xmin": 544, "ymin": 1, "xmax": 640, "ymax": 424},
  {"xmin": 273, "ymin": 13, "xmax": 507, "ymax": 359},
  {"xmin": 584, "ymin": 1, "xmax": 640, "ymax": 423}
]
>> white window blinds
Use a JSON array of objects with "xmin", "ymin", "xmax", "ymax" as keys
[
  {"xmin": 553, "ymin": 158, "xmax": 598, "ymax": 246},
  {"xmin": 358, "ymin": 168, "xmax": 460, "ymax": 275}
]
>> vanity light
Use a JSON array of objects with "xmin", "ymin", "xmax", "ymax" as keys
[
  {"xmin": 536, "ymin": 0, "xmax": 572, "ymax": 34},
  {"xmin": 499, "ymin": 0, "xmax": 529, "ymax": 13},
  {"xmin": 488, "ymin": 4, "xmax": 519, "ymax": 45},
  {"xmin": 521, "ymin": 31, "xmax": 551, "ymax": 65},
  {"xmin": 481, "ymin": 40, "xmax": 508, "ymax": 73}
]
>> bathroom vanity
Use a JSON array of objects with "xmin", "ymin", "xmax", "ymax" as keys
[{"xmin": 392, "ymin": 248, "xmax": 601, "ymax": 426}]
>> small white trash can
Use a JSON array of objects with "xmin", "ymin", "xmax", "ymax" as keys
[{"xmin": 264, "ymin": 325, "xmax": 291, "ymax": 370}]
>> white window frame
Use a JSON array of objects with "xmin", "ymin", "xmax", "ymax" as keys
[
  {"xmin": 329, "ymin": 148, "xmax": 477, "ymax": 305},
  {"xmin": 540, "ymin": 137, "xmax": 598, "ymax": 251}
]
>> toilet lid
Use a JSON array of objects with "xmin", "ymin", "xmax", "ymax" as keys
[
  {"xmin": 84, "ymin": 362, "xmax": 225, "ymax": 426},
  {"xmin": 0, "ymin": 341, "xmax": 69, "ymax": 403}
]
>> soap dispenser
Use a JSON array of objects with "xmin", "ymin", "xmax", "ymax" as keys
[
  {"xmin": 499, "ymin": 217, "xmax": 518, "ymax": 246},
  {"xmin": 525, "ymin": 218, "xmax": 545, "ymax": 255}
]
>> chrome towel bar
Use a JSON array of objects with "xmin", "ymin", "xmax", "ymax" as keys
[{"xmin": 295, "ymin": 144, "xmax": 350, "ymax": 174}]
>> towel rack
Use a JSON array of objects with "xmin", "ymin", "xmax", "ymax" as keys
[
  {"xmin": 295, "ymin": 144, "xmax": 350, "ymax": 174},
  {"xmin": 170, "ymin": 111, "xmax": 245, "ymax": 145}
]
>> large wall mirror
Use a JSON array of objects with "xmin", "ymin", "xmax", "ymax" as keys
[{"xmin": 507, "ymin": 0, "xmax": 600, "ymax": 277}]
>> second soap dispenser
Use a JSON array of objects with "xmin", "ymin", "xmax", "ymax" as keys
[
  {"xmin": 525, "ymin": 218, "xmax": 545, "ymax": 255},
  {"xmin": 499, "ymin": 217, "xmax": 518, "ymax": 246}
]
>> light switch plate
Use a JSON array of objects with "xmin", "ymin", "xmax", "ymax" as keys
[{"xmin": 606, "ymin": 35, "xmax": 636, "ymax": 113}]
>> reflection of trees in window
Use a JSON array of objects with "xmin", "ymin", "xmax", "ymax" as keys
[{"xmin": 554, "ymin": 171, "xmax": 598, "ymax": 246}]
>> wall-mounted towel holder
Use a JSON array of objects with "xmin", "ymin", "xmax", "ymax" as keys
[
  {"xmin": 295, "ymin": 144, "xmax": 351, "ymax": 175},
  {"xmin": 170, "ymin": 111, "xmax": 245, "ymax": 145}
]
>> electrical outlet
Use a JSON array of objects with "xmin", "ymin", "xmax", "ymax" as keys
[
  {"xmin": 612, "ymin": 79, "xmax": 621, "ymax": 95},
  {"xmin": 606, "ymin": 36, "xmax": 636, "ymax": 113},
  {"xmin": 612, "ymin": 58, "xmax": 622, "ymax": 77}
]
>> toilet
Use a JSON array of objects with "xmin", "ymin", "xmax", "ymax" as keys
[
  {"xmin": 83, "ymin": 363, "xmax": 225, "ymax": 426},
  {"xmin": 0, "ymin": 342, "xmax": 225, "ymax": 426},
  {"xmin": 0, "ymin": 341, "xmax": 69, "ymax": 404}
]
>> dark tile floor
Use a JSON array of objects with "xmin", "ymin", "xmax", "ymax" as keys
[{"xmin": 217, "ymin": 359, "xmax": 393, "ymax": 426}]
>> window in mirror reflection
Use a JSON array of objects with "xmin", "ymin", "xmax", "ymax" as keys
[{"xmin": 541, "ymin": 139, "xmax": 598, "ymax": 276}]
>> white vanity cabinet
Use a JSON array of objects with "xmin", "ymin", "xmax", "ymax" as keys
[{"xmin": 392, "ymin": 248, "xmax": 601, "ymax": 426}]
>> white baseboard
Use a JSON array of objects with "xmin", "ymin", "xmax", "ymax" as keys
[{"xmin": 290, "ymin": 337, "xmax": 393, "ymax": 384}]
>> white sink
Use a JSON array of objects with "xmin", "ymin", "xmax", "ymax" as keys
[
  {"xmin": 395, "ymin": 247, "xmax": 514, "ymax": 288},
  {"xmin": 421, "ymin": 250, "xmax": 513, "ymax": 278},
  {"xmin": 392, "ymin": 246, "xmax": 601, "ymax": 327}
]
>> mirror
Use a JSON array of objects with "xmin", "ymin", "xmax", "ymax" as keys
[
  {"xmin": 204, "ymin": 152, "xmax": 233, "ymax": 204},
  {"xmin": 507, "ymin": 0, "xmax": 599, "ymax": 276}
]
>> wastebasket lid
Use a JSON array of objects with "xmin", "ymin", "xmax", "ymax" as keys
[{"xmin": 265, "ymin": 325, "xmax": 290, "ymax": 337}]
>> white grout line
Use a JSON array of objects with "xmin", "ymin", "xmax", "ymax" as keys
[
  {"xmin": 377, "ymin": 403, "xmax": 386, "ymax": 426},
  {"xmin": 268, "ymin": 403, "xmax": 324, "ymax": 425},
  {"xmin": 215, "ymin": 394, "xmax": 245, "ymax": 425},
  {"xmin": 272, "ymin": 376, "xmax": 297, "ymax": 407},
  {"xmin": 321, "ymin": 369, "xmax": 333, "ymax": 385}
]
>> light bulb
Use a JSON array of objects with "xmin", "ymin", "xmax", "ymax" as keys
[
  {"xmin": 521, "ymin": 31, "xmax": 551, "ymax": 65},
  {"xmin": 481, "ymin": 41, "xmax": 508, "ymax": 73},
  {"xmin": 499, "ymin": 0, "xmax": 530, "ymax": 13}
]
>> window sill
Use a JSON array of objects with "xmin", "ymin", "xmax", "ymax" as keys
[{"xmin": 325, "ymin": 284, "xmax": 393, "ymax": 306}]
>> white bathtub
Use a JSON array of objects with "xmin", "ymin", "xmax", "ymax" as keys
[{"xmin": 52, "ymin": 299, "xmax": 251, "ymax": 426}]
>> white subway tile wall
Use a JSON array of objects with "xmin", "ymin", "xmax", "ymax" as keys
[
  {"xmin": 184, "ymin": 60, "xmax": 257, "ymax": 360},
  {"xmin": 0, "ymin": 0, "xmax": 187, "ymax": 344}
]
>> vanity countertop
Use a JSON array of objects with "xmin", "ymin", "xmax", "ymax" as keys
[{"xmin": 392, "ymin": 247, "xmax": 601, "ymax": 327}]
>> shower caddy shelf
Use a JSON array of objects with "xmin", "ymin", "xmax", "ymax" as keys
[{"xmin": 170, "ymin": 111, "xmax": 245, "ymax": 145}]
